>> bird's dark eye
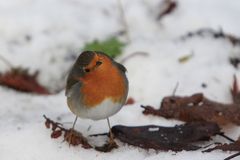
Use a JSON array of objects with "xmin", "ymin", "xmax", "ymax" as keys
[
  {"xmin": 85, "ymin": 68, "xmax": 90, "ymax": 72},
  {"xmin": 96, "ymin": 61, "xmax": 102, "ymax": 66}
]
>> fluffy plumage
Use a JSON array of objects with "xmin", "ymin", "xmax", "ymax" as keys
[{"xmin": 66, "ymin": 51, "xmax": 128, "ymax": 120}]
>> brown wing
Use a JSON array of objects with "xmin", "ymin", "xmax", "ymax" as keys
[{"xmin": 115, "ymin": 62, "xmax": 127, "ymax": 73}]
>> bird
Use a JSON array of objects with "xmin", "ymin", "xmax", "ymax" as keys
[{"xmin": 65, "ymin": 51, "xmax": 128, "ymax": 146}]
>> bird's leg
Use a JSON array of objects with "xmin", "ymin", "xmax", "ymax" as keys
[
  {"xmin": 64, "ymin": 116, "xmax": 78, "ymax": 146},
  {"xmin": 94, "ymin": 118, "xmax": 118, "ymax": 152},
  {"xmin": 107, "ymin": 118, "xmax": 115, "ymax": 144}
]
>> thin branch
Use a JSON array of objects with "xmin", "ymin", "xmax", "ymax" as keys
[
  {"xmin": 224, "ymin": 152, "xmax": 240, "ymax": 160},
  {"xmin": 180, "ymin": 28, "xmax": 240, "ymax": 46},
  {"xmin": 0, "ymin": 54, "xmax": 14, "ymax": 69},
  {"xmin": 120, "ymin": 51, "xmax": 149, "ymax": 64},
  {"xmin": 117, "ymin": 0, "xmax": 131, "ymax": 43},
  {"xmin": 172, "ymin": 82, "xmax": 179, "ymax": 96},
  {"xmin": 218, "ymin": 132, "xmax": 235, "ymax": 143}
]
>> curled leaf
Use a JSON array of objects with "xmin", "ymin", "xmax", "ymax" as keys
[
  {"xmin": 43, "ymin": 115, "xmax": 92, "ymax": 149},
  {"xmin": 142, "ymin": 93, "xmax": 240, "ymax": 125}
]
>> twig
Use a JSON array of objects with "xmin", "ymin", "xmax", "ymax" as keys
[
  {"xmin": 120, "ymin": 51, "xmax": 149, "ymax": 64},
  {"xmin": 224, "ymin": 152, "xmax": 240, "ymax": 160},
  {"xmin": 180, "ymin": 28, "xmax": 240, "ymax": 46},
  {"xmin": 89, "ymin": 132, "xmax": 109, "ymax": 137},
  {"xmin": 218, "ymin": 132, "xmax": 235, "ymax": 143},
  {"xmin": 157, "ymin": 0, "xmax": 177, "ymax": 20},
  {"xmin": 231, "ymin": 75, "xmax": 240, "ymax": 105},
  {"xmin": 117, "ymin": 0, "xmax": 131, "ymax": 43},
  {"xmin": 0, "ymin": 54, "xmax": 14, "ymax": 69},
  {"xmin": 202, "ymin": 142, "xmax": 222, "ymax": 149},
  {"xmin": 172, "ymin": 82, "xmax": 179, "ymax": 96},
  {"xmin": 43, "ymin": 115, "xmax": 67, "ymax": 131}
]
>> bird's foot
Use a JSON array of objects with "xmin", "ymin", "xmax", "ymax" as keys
[
  {"xmin": 95, "ymin": 140, "xmax": 118, "ymax": 152},
  {"xmin": 95, "ymin": 132, "xmax": 118, "ymax": 152}
]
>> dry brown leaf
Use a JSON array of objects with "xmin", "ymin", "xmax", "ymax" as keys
[
  {"xmin": 111, "ymin": 122, "xmax": 221, "ymax": 151},
  {"xmin": 0, "ymin": 68, "xmax": 49, "ymax": 94},
  {"xmin": 43, "ymin": 115, "xmax": 92, "ymax": 149},
  {"xmin": 142, "ymin": 93, "xmax": 240, "ymax": 125}
]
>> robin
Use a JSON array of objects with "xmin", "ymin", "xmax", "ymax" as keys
[{"xmin": 65, "ymin": 51, "xmax": 128, "ymax": 146}]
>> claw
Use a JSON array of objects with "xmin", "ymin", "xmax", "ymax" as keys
[{"xmin": 95, "ymin": 140, "xmax": 118, "ymax": 152}]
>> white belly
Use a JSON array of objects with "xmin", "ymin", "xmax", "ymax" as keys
[
  {"xmin": 66, "ymin": 82, "xmax": 126, "ymax": 120},
  {"xmin": 68, "ymin": 97, "xmax": 123, "ymax": 120}
]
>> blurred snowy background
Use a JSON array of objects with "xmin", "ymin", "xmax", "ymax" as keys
[{"xmin": 0, "ymin": 0, "xmax": 240, "ymax": 159}]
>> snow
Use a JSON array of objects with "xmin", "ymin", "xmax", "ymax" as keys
[{"xmin": 0, "ymin": 0, "xmax": 240, "ymax": 159}]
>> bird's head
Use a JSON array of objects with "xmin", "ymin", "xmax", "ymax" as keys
[{"xmin": 70, "ymin": 51, "xmax": 115, "ymax": 82}]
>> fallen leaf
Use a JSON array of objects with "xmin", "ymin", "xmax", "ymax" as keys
[
  {"xmin": 44, "ymin": 115, "xmax": 118, "ymax": 152},
  {"xmin": 0, "ymin": 68, "xmax": 49, "ymax": 94},
  {"xmin": 43, "ymin": 115, "xmax": 92, "ymax": 149},
  {"xmin": 51, "ymin": 130, "xmax": 62, "ymax": 139},
  {"xmin": 142, "ymin": 93, "xmax": 240, "ymax": 125},
  {"xmin": 64, "ymin": 129, "xmax": 91, "ymax": 148},
  {"xmin": 112, "ymin": 122, "xmax": 221, "ymax": 151},
  {"xmin": 82, "ymin": 37, "xmax": 125, "ymax": 58}
]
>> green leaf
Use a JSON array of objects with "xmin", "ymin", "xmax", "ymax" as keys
[{"xmin": 82, "ymin": 37, "xmax": 125, "ymax": 58}]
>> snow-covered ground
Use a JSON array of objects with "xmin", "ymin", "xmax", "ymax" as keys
[{"xmin": 0, "ymin": 0, "xmax": 240, "ymax": 159}]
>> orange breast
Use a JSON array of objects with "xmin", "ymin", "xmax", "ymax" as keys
[{"xmin": 80, "ymin": 60, "xmax": 126, "ymax": 108}]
